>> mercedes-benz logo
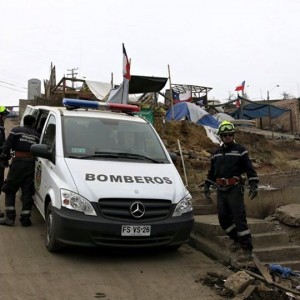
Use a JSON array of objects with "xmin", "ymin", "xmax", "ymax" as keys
[{"xmin": 130, "ymin": 202, "xmax": 145, "ymax": 218}]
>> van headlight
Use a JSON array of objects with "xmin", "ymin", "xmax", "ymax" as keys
[
  {"xmin": 60, "ymin": 189, "xmax": 97, "ymax": 216},
  {"xmin": 172, "ymin": 193, "xmax": 193, "ymax": 217}
]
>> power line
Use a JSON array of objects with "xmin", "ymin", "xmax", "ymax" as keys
[
  {"xmin": 0, "ymin": 80, "xmax": 27, "ymax": 89},
  {"xmin": 0, "ymin": 84, "xmax": 26, "ymax": 93}
]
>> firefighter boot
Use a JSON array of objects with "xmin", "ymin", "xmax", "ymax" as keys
[
  {"xmin": 0, "ymin": 210, "xmax": 16, "ymax": 226},
  {"xmin": 237, "ymin": 249, "xmax": 253, "ymax": 262},
  {"xmin": 229, "ymin": 240, "xmax": 241, "ymax": 253},
  {"xmin": 0, "ymin": 210, "xmax": 4, "ymax": 218},
  {"xmin": 19, "ymin": 216, "xmax": 32, "ymax": 227}
]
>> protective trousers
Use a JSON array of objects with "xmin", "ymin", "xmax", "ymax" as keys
[
  {"xmin": 2, "ymin": 159, "xmax": 35, "ymax": 220},
  {"xmin": 216, "ymin": 184, "xmax": 253, "ymax": 251},
  {"xmin": 0, "ymin": 165, "xmax": 5, "ymax": 193}
]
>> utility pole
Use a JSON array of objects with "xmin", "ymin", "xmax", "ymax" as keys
[
  {"xmin": 67, "ymin": 67, "xmax": 78, "ymax": 88},
  {"xmin": 267, "ymin": 85, "xmax": 280, "ymax": 138}
]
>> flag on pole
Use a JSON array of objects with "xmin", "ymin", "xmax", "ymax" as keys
[
  {"xmin": 172, "ymin": 90, "xmax": 192, "ymax": 104},
  {"xmin": 107, "ymin": 43, "xmax": 131, "ymax": 104},
  {"xmin": 123, "ymin": 43, "xmax": 131, "ymax": 80},
  {"xmin": 235, "ymin": 81, "xmax": 245, "ymax": 92}
]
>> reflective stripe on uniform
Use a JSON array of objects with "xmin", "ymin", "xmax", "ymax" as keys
[
  {"xmin": 5, "ymin": 206, "xmax": 15, "ymax": 211},
  {"xmin": 20, "ymin": 210, "xmax": 31, "ymax": 215},
  {"xmin": 225, "ymin": 224, "xmax": 236, "ymax": 233},
  {"xmin": 237, "ymin": 229, "xmax": 251, "ymax": 236}
]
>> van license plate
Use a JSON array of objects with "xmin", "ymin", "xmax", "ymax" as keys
[{"xmin": 121, "ymin": 225, "xmax": 151, "ymax": 236}]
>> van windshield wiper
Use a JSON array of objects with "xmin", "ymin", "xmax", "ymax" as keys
[
  {"xmin": 109, "ymin": 152, "xmax": 164, "ymax": 163},
  {"xmin": 68, "ymin": 152, "xmax": 118, "ymax": 159},
  {"xmin": 68, "ymin": 152, "xmax": 164, "ymax": 163}
]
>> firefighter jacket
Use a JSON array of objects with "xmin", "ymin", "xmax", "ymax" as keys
[
  {"xmin": 2, "ymin": 125, "xmax": 40, "ymax": 157},
  {"xmin": 205, "ymin": 141, "xmax": 259, "ymax": 188},
  {"xmin": 0, "ymin": 120, "xmax": 5, "ymax": 149}
]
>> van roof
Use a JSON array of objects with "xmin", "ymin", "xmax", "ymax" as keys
[{"xmin": 31, "ymin": 105, "xmax": 147, "ymax": 124}]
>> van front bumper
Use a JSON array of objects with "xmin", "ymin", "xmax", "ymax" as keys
[{"xmin": 52, "ymin": 207, "xmax": 194, "ymax": 248}]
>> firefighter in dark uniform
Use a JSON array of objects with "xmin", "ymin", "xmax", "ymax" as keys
[
  {"xmin": 0, "ymin": 106, "xmax": 10, "ymax": 218},
  {"xmin": 0, "ymin": 115, "xmax": 40, "ymax": 227},
  {"xmin": 203, "ymin": 121, "xmax": 259, "ymax": 262}
]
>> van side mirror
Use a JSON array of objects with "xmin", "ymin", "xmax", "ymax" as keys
[{"xmin": 31, "ymin": 144, "xmax": 53, "ymax": 160}]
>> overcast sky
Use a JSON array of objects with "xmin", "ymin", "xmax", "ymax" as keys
[{"xmin": 0, "ymin": 0, "xmax": 299, "ymax": 107}]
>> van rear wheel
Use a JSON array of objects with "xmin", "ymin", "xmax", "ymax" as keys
[{"xmin": 45, "ymin": 203, "xmax": 63, "ymax": 252}]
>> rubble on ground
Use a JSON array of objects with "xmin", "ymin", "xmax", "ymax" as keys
[
  {"xmin": 197, "ymin": 269, "xmax": 300, "ymax": 299},
  {"xmin": 275, "ymin": 204, "xmax": 300, "ymax": 226}
]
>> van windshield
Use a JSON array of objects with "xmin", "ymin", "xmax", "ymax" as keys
[{"xmin": 62, "ymin": 117, "xmax": 170, "ymax": 163}]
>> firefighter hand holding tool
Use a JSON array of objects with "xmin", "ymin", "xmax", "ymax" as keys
[{"xmin": 248, "ymin": 185, "xmax": 258, "ymax": 200}]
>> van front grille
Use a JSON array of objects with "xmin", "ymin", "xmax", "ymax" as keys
[{"xmin": 98, "ymin": 198, "xmax": 172, "ymax": 221}]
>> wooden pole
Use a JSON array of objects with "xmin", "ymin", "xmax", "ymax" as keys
[
  {"xmin": 177, "ymin": 139, "xmax": 188, "ymax": 187},
  {"xmin": 168, "ymin": 64, "xmax": 174, "ymax": 119},
  {"xmin": 240, "ymin": 95, "xmax": 244, "ymax": 119},
  {"xmin": 289, "ymin": 110, "xmax": 293, "ymax": 134},
  {"xmin": 111, "ymin": 72, "xmax": 113, "ymax": 88}
]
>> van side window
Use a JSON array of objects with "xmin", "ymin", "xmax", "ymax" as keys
[
  {"xmin": 42, "ymin": 115, "xmax": 56, "ymax": 150},
  {"xmin": 36, "ymin": 114, "xmax": 49, "ymax": 134}
]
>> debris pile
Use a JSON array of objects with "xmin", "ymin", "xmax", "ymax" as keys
[{"xmin": 198, "ymin": 270, "xmax": 298, "ymax": 299}]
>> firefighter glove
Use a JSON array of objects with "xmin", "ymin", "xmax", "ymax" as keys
[
  {"xmin": 248, "ymin": 186, "xmax": 258, "ymax": 200},
  {"xmin": 203, "ymin": 183, "xmax": 212, "ymax": 200}
]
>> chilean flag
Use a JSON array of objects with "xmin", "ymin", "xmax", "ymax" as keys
[
  {"xmin": 235, "ymin": 81, "xmax": 245, "ymax": 92},
  {"xmin": 122, "ymin": 43, "xmax": 131, "ymax": 80},
  {"xmin": 107, "ymin": 43, "xmax": 130, "ymax": 104},
  {"xmin": 172, "ymin": 90, "xmax": 192, "ymax": 104}
]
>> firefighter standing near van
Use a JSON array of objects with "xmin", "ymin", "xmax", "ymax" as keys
[
  {"xmin": 203, "ymin": 120, "xmax": 259, "ymax": 262},
  {"xmin": 0, "ymin": 106, "xmax": 10, "ymax": 218},
  {"xmin": 0, "ymin": 115, "xmax": 40, "ymax": 227}
]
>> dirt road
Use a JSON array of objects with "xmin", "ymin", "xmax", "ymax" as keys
[{"xmin": 0, "ymin": 203, "xmax": 233, "ymax": 300}]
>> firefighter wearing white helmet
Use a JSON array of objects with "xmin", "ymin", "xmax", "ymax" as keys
[
  {"xmin": 203, "ymin": 120, "xmax": 259, "ymax": 262},
  {"xmin": 0, "ymin": 106, "xmax": 9, "ymax": 218}
]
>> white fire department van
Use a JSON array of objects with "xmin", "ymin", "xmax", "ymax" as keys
[{"xmin": 23, "ymin": 99, "xmax": 194, "ymax": 252}]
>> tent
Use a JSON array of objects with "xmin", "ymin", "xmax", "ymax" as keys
[
  {"xmin": 85, "ymin": 75, "xmax": 168, "ymax": 101},
  {"xmin": 165, "ymin": 102, "xmax": 219, "ymax": 128},
  {"xmin": 213, "ymin": 112, "xmax": 255, "ymax": 127},
  {"xmin": 213, "ymin": 112, "xmax": 235, "ymax": 123}
]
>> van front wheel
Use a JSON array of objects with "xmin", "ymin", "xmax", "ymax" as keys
[{"xmin": 45, "ymin": 203, "xmax": 63, "ymax": 252}]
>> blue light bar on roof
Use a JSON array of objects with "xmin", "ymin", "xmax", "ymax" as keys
[
  {"xmin": 63, "ymin": 99, "xmax": 100, "ymax": 109},
  {"xmin": 62, "ymin": 98, "xmax": 140, "ymax": 112}
]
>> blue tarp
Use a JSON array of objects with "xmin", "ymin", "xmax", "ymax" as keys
[
  {"xmin": 231, "ymin": 101, "xmax": 290, "ymax": 120},
  {"xmin": 268, "ymin": 264, "xmax": 300, "ymax": 278},
  {"xmin": 165, "ymin": 102, "xmax": 220, "ymax": 129}
]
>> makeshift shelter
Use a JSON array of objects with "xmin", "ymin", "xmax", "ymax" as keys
[
  {"xmin": 165, "ymin": 102, "xmax": 219, "ymax": 128},
  {"xmin": 230, "ymin": 97, "xmax": 290, "ymax": 120},
  {"xmin": 213, "ymin": 112, "xmax": 235, "ymax": 123},
  {"xmin": 129, "ymin": 75, "xmax": 168, "ymax": 94},
  {"xmin": 165, "ymin": 102, "xmax": 220, "ymax": 143},
  {"xmin": 213, "ymin": 112, "xmax": 255, "ymax": 127}
]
